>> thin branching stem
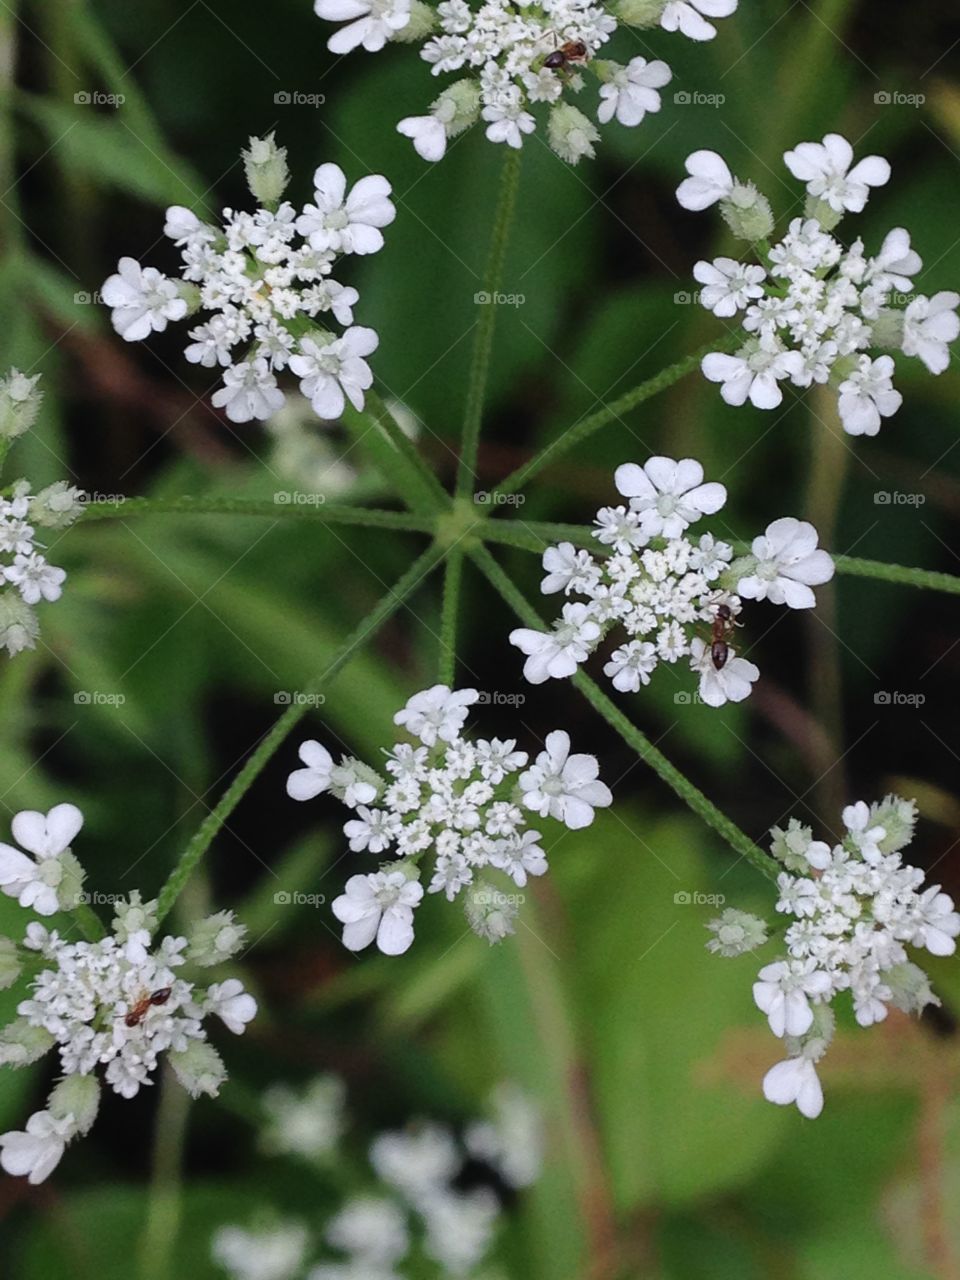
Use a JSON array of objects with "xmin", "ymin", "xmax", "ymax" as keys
[
  {"xmin": 456, "ymin": 148, "xmax": 522, "ymax": 499},
  {"xmin": 156, "ymin": 541, "xmax": 447, "ymax": 923}
]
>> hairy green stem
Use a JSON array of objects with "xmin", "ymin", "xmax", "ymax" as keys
[
  {"xmin": 491, "ymin": 333, "xmax": 741, "ymax": 500},
  {"xmin": 155, "ymin": 541, "xmax": 447, "ymax": 923},
  {"xmin": 77, "ymin": 494, "xmax": 437, "ymax": 534},
  {"xmin": 343, "ymin": 391, "xmax": 449, "ymax": 515},
  {"xmin": 470, "ymin": 544, "xmax": 778, "ymax": 883},
  {"xmin": 138, "ymin": 1064, "xmax": 190, "ymax": 1280},
  {"xmin": 456, "ymin": 148, "xmax": 522, "ymax": 498},
  {"xmin": 438, "ymin": 548, "xmax": 464, "ymax": 686}
]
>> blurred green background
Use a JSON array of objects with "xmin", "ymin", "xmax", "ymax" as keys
[{"xmin": 1, "ymin": 0, "xmax": 960, "ymax": 1275}]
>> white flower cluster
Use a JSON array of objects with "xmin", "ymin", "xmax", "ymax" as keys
[
  {"xmin": 286, "ymin": 684, "xmax": 612, "ymax": 954},
  {"xmin": 0, "ymin": 804, "xmax": 256, "ymax": 1184},
  {"xmin": 102, "ymin": 135, "xmax": 394, "ymax": 425},
  {"xmin": 213, "ymin": 1079, "xmax": 543, "ymax": 1280},
  {"xmin": 314, "ymin": 0, "xmax": 737, "ymax": 164},
  {"xmin": 676, "ymin": 134, "xmax": 959, "ymax": 434},
  {"xmin": 0, "ymin": 372, "xmax": 84, "ymax": 660},
  {"xmin": 709, "ymin": 796, "xmax": 959, "ymax": 1119},
  {"xmin": 509, "ymin": 456, "xmax": 834, "ymax": 708}
]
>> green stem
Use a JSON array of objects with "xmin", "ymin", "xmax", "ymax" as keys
[
  {"xmin": 491, "ymin": 333, "xmax": 741, "ymax": 500},
  {"xmin": 470, "ymin": 544, "xmax": 777, "ymax": 883},
  {"xmin": 155, "ymin": 541, "xmax": 447, "ymax": 924},
  {"xmin": 831, "ymin": 555, "xmax": 960, "ymax": 596},
  {"xmin": 343, "ymin": 391, "xmax": 449, "ymax": 515},
  {"xmin": 138, "ymin": 1064, "xmax": 190, "ymax": 1280},
  {"xmin": 438, "ymin": 548, "xmax": 463, "ymax": 686},
  {"xmin": 456, "ymin": 148, "xmax": 522, "ymax": 499},
  {"xmin": 72, "ymin": 899, "xmax": 106, "ymax": 942},
  {"xmin": 77, "ymin": 494, "xmax": 437, "ymax": 534}
]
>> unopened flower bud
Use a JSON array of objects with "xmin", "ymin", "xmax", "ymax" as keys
[
  {"xmin": 785, "ymin": 1002, "xmax": 835, "ymax": 1061},
  {"xmin": 871, "ymin": 308, "xmax": 906, "ymax": 351},
  {"xmin": 187, "ymin": 911, "xmax": 248, "ymax": 967},
  {"xmin": 884, "ymin": 961, "xmax": 938, "ymax": 1016},
  {"xmin": 391, "ymin": 0, "xmax": 435, "ymax": 41},
  {"xmin": 0, "ymin": 369, "xmax": 43, "ymax": 440},
  {"xmin": 47, "ymin": 1074, "xmax": 100, "ymax": 1136},
  {"xmin": 0, "ymin": 937, "xmax": 20, "ymax": 990},
  {"xmin": 615, "ymin": 0, "xmax": 666, "ymax": 27},
  {"xmin": 465, "ymin": 880, "xmax": 517, "ymax": 944},
  {"xmin": 29, "ymin": 481, "xmax": 86, "ymax": 531},
  {"xmin": 170, "ymin": 1040, "xmax": 227, "ymax": 1099},
  {"xmin": 869, "ymin": 794, "xmax": 917, "ymax": 854},
  {"xmin": 113, "ymin": 891, "xmax": 159, "ymax": 943},
  {"xmin": 0, "ymin": 595, "xmax": 40, "ymax": 658},
  {"xmin": 0, "ymin": 1018, "xmax": 55, "ymax": 1067},
  {"xmin": 770, "ymin": 818, "xmax": 819, "ymax": 873},
  {"xmin": 805, "ymin": 195, "xmax": 843, "ymax": 232},
  {"xmin": 705, "ymin": 908, "xmax": 768, "ymax": 957},
  {"xmin": 433, "ymin": 79, "xmax": 481, "ymax": 136},
  {"xmin": 53, "ymin": 851, "xmax": 86, "ymax": 912},
  {"xmin": 243, "ymin": 133, "xmax": 290, "ymax": 207},
  {"xmin": 720, "ymin": 182, "xmax": 775, "ymax": 243},
  {"xmin": 547, "ymin": 103, "xmax": 599, "ymax": 166}
]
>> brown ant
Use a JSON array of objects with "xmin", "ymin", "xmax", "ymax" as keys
[
  {"xmin": 708, "ymin": 602, "xmax": 740, "ymax": 671},
  {"xmin": 544, "ymin": 39, "xmax": 588, "ymax": 71},
  {"xmin": 124, "ymin": 987, "xmax": 172, "ymax": 1028}
]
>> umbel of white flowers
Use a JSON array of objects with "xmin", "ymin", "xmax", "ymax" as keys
[
  {"xmin": 676, "ymin": 134, "xmax": 960, "ymax": 435},
  {"xmin": 286, "ymin": 684, "xmax": 613, "ymax": 954},
  {"xmin": 706, "ymin": 795, "xmax": 960, "ymax": 1119},
  {"xmin": 509, "ymin": 455, "xmax": 834, "ymax": 708},
  {"xmin": 102, "ymin": 134, "xmax": 395, "ymax": 425},
  {"xmin": 313, "ymin": 0, "xmax": 737, "ymax": 164},
  {"xmin": 212, "ymin": 1078, "xmax": 543, "ymax": 1280},
  {"xmin": 0, "ymin": 803, "xmax": 257, "ymax": 1184},
  {"xmin": 0, "ymin": 371, "xmax": 85, "ymax": 659}
]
